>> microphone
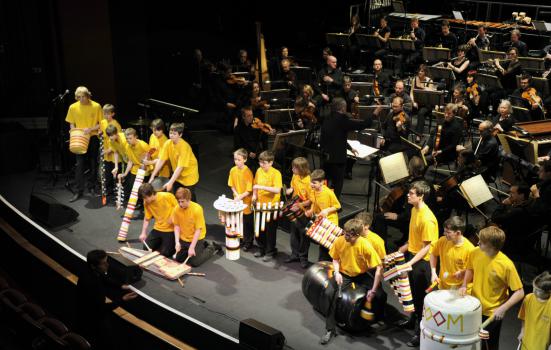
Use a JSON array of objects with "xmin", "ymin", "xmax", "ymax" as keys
[
  {"xmin": 60, "ymin": 89, "xmax": 70, "ymax": 100},
  {"xmin": 52, "ymin": 89, "xmax": 70, "ymax": 103}
]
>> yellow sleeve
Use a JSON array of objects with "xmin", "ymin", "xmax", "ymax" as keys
[
  {"xmin": 176, "ymin": 142, "xmax": 192, "ymax": 168},
  {"xmin": 273, "ymin": 169, "xmax": 282, "ymax": 189},
  {"xmin": 145, "ymin": 203, "xmax": 153, "ymax": 220},
  {"xmin": 421, "ymin": 217, "xmax": 438, "ymax": 243},
  {"xmin": 159, "ymin": 140, "xmax": 170, "ymax": 161},
  {"xmin": 466, "ymin": 248, "xmax": 475, "ymax": 270},
  {"xmin": 329, "ymin": 237, "xmax": 341, "ymax": 260},
  {"xmin": 228, "ymin": 168, "xmax": 235, "ymax": 187},
  {"xmin": 365, "ymin": 244, "xmax": 382, "ymax": 268},
  {"xmin": 245, "ymin": 169, "xmax": 253, "ymax": 192},
  {"xmin": 329, "ymin": 189, "xmax": 341, "ymax": 210},
  {"xmin": 65, "ymin": 104, "xmax": 76, "ymax": 124},
  {"xmin": 168, "ymin": 193, "xmax": 178, "ymax": 208},
  {"xmin": 506, "ymin": 259, "xmax": 524, "ymax": 291},
  {"xmin": 194, "ymin": 205, "xmax": 206, "ymax": 232},
  {"xmin": 518, "ymin": 295, "xmax": 528, "ymax": 320},
  {"xmin": 94, "ymin": 104, "xmax": 102, "ymax": 126},
  {"xmin": 431, "ymin": 238, "xmax": 442, "ymax": 257}
]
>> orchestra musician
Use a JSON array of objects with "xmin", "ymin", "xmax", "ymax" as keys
[
  {"xmin": 466, "ymin": 70, "xmax": 481, "ymax": 108},
  {"xmin": 447, "ymin": 45, "xmax": 470, "ymax": 83},
  {"xmin": 347, "ymin": 14, "xmax": 364, "ymax": 70},
  {"xmin": 250, "ymin": 81, "xmax": 270, "ymax": 119},
  {"xmin": 452, "ymin": 85, "xmax": 471, "ymax": 120},
  {"xmin": 271, "ymin": 58, "xmax": 297, "ymax": 96},
  {"xmin": 495, "ymin": 47, "xmax": 522, "ymax": 93},
  {"xmin": 235, "ymin": 49, "xmax": 256, "ymax": 79},
  {"xmin": 381, "ymin": 96, "xmax": 412, "ymax": 155},
  {"xmin": 467, "ymin": 25, "xmax": 490, "ymax": 63},
  {"xmin": 372, "ymin": 59, "xmax": 391, "ymax": 98},
  {"xmin": 437, "ymin": 20, "xmax": 458, "ymax": 53},
  {"xmin": 457, "ymin": 120, "xmax": 499, "ymax": 182},
  {"xmin": 395, "ymin": 17, "xmax": 425, "ymax": 78},
  {"xmin": 342, "ymin": 76, "xmax": 359, "ymax": 113},
  {"xmin": 387, "ymin": 80, "xmax": 413, "ymax": 115},
  {"xmin": 421, "ymin": 103, "xmax": 463, "ymax": 165},
  {"xmin": 269, "ymin": 46, "xmax": 295, "ymax": 80},
  {"xmin": 512, "ymin": 74, "xmax": 544, "ymax": 120},
  {"xmin": 316, "ymin": 55, "xmax": 344, "ymax": 103},
  {"xmin": 374, "ymin": 16, "xmax": 392, "ymax": 59},
  {"xmin": 503, "ymin": 29, "xmax": 528, "ymax": 57},
  {"xmin": 410, "ymin": 64, "xmax": 435, "ymax": 137},
  {"xmin": 294, "ymin": 84, "xmax": 319, "ymax": 127},
  {"xmin": 233, "ymin": 106, "xmax": 269, "ymax": 172},
  {"xmin": 492, "ymin": 100, "xmax": 515, "ymax": 133}
]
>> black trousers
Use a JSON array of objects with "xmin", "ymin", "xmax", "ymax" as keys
[
  {"xmin": 74, "ymin": 136, "xmax": 99, "ymax": 193},
  {"xmin": 256, "ymin": 219, "xmax": 278, "ymax": 255},
  {"xmin": 481, "ymin": 315, "xmax": 502, "ymax": 350},
  {"xmin": 144, "ymin": 229, "xmax": 175, "ymax": 258},
  {"xmin": 174, "ymin": 239, "xmax": 214, "ymax": 267},
  {"xmin": 289, "ymin": 224, "xmax": 310, "ymax": 262},
  {"xmin": 103, "ymin": 161, "xmax": 116, "ymax": 198},
  {"xmin": 323, "ymin": 162, "xmax": 345, "ymax": 199},
  {"xmin": 241, "ymin": 213, "xmax": 254, "ymax": 246},
  {"xmin": 405, "ymin": 253, "xmax": 431, "ymax": 332},
  {"xmin": 325, "ymin": 272, "xmax": 387, "ymax": 331},
  {"xmin": 173, "ymin": 181, "xmax": 197, "ymax": 202}
]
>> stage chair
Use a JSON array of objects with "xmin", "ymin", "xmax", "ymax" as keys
[
  {"xmin": 40, "ymin": 317, "xmax": 69, "ymax": 350},
  {"xmin": 61, "ymin": 332, "xmax": 92, "ymax": 350},
  {"xmin": 17, "ymin": 303, "xmax": 47, "ymax": 348},
  {"xmin": 0, "ymin": 289, "xmax": 27, "ymax": 321}
]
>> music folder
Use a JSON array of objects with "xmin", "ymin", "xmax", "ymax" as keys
[
  {"xmin": 458, "ymin": 174, "xmax": 493, "ymax": 208},
  {"xmin": 379, "ymin": 152, "xmax": 409, "ymax": 184}
]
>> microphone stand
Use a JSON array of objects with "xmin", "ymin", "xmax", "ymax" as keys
[{"xmin": 45, "ymin": 90, "xmax": 70, "ymax": 190}]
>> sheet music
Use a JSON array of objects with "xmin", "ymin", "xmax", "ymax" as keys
[
  {"xmin": 379, "ymin": 152, "xmax": 409, "ymax": 184},
  {"xmin": 459, "ymin": 175, "xmax": 493, "ymax": 208},
  {"xmin": 347, "ymin": 140, "xmax": 379, "ymax": 159}
]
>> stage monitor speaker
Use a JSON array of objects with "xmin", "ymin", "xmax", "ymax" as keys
[
  {"xmin": 107, "ymin": 253, "xmax": 142, "ymax": 285},
  {"xmin": 239, "ymin": 318, "xmax": 285, "ymax": 350},
  {"xmin": 29, "ymin": 193, "xmax": 79, "ymax": 228}
]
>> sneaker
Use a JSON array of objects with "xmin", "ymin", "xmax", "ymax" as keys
[
  {"xmin": 242, "ymin": 243, "xmax": 253, "ymax": 252},
  {"xmin": 319, "ymin": 330, "xmax": 336, "ymax": 345},
  {"xmin": 254, "ymin": 251, "xmax": 265, "ymax": 258},
  {"xmin": 262, "ymin": 254, "xmax": 273, "ymax": 262},
  {"xmin": 406, "ymin": 335, "xmax": 420, "ymax": 347}
]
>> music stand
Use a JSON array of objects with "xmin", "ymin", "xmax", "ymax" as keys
[
  {"xmin": 518, "ymin": 57, "xmax": 545, "ymax": 72},
  {"xmin": 232, "ymin": 72, "xmax": 250, "ymax": 79},
  {"xmin": 423, "ymin": 47, "xmax": 451, "ymax": 62},
  {"xmin": 356, "ymin": 129, "xmax": 385, "ymax": 149},
  {"xmin": 349, "ymin": 73, "xmax": 374, "ymax": 82},
  {"xmin": 265, "ymin": 109, "xmax": 294, "ymax": 128},
  {"xmin": 290, "ymin": 66, "xmax": 313, "ymax": 84},
  {"xmin": 426, "ymin": 66, "xmax": 455, "ymax": 82},
  {"xmin": 260, "ymin": 89, "xmax": 290, "ymax": 101},
  {"xmin": 359, "ymin": 105, "xmax": 390, "ymax": 129},
  {"xmin": 389, "ymin": 38, "xmax": 415, "ymax": 52},
  {"xmin": 412, "ymin": 89, "xmax": 445, "ymax": 107},
  {"xmin": 392, "ymin": 0, "xmax": 405, "ymax": 13},
  {"xmin": 533, "ymin": 20, "xmax": 551, "ymax": 32},
  {"xmin": 512, "ymin": 105, "xmax": 531, "ymax": 122},
  {"xmin": 356, "ymin": 34, "xmax": 381, "ymax": 49},
  {"xmin": 351, "ymin": 82, "xmax": 373, "ymax": 97},
  {"xmin": 479, "ymin": 50, "xmax": 507, "ymax": 62},
  {"xmin": 477, "ymin": 73, "xmax": 503, "ymax": 90},
  {"xmin": 272, "ymin": 130, "xmax": 308, "ymax": 153},
  {"xmin": 326, "ymin": 33, "xmax": 351, "ymax": 47}
]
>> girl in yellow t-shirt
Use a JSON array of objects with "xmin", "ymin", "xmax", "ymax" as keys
[{"xmin": 518, "ymin": 271, "xmax": 551, "ymax": 350}]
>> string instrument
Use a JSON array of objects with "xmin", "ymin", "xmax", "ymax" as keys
[
  {"xmin": 251, "ymin": 96, "xmax": 269, "ymax": 110},
  {"xmin": 466, "ymin": 83, "xmax": 479, "ymax": 99},
  {"xmin": 252, "ymin": 117, "xmax": 274, "ymax": 134},
  {"xmin": 373, "ymin": 78, "xmax": 380, "ymax": 97},
  {"xmin": 351, "ymin": 101, "xmax": 360, "ymax": 119},
  {"xmin": 434, "ymin": 125, "xmax": 443, "ymax": 152},
  {"xmin": 379, "ymin": 182, "xmax": 408, "ymax": 213},
  {"xmin": 227, "ymin": 74, "xmax": 249, "ymax": 86},
  {"xmin": 393, "ymin": 111, "xmax": 407, "ymax": 131},
  {"xmin": 521, "ymin": 88, "xmax": 545, "ymax": 115}
]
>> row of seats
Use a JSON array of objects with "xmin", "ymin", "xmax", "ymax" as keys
[{"xmin": 0, "ymin": 277, "xmax": 90, "ymax": 350}]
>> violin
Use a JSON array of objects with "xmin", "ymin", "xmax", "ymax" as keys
[
  {"xmin": 227, "ymin": 74, "xmax": 249, "ymax": 86},
  {"xmin": 351, "ymin": 101, "xmax": 360, "ymax": 119},
  {"xmin": 251, "ymin": 117, "xmax": 274, "ymax": 134},
  {"xmin": 393, "ymin": 111, "xmax": 407, "ymax": 131},
  {"xmin": 521, "ymin": 87, "xmax": 545, "ymax": 113},
  {"xmin": 251, "ymin": 96, "xmax": 269, "ymax": 110},
  {"xmin": 379, "ymin": 183, "xmax": 408, "ymax": 213},
  {"xmin": 466, "ymin": 83, "xmax": 479, "ymax": 99},
  {"xmin": 373, "ymin": 78, "xmax": 381, "ymax": 97}
]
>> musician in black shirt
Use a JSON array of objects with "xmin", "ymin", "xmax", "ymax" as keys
[
  {"xmin": 503, "ymin": 29, "xmax": 528, "ymax": 57},
  {"xmin": 395, "ymin": 17, "xmax": 425, "ymax": 77},
  {"xmin": 458, "ymin": 120, "xmax": 499, "ymax": 181},
  {"xmin": 421, "ymin": 103, "xmax": 463, "ymax": 164},
  {"xmin": 316, "ymin": 55, "xmax": 344, "ymax": 102},
  {"xmin": 387, "ymin": 80, "xmax": 413, "ymax": 114},
  {"xmin": 437, "ymin": 20, "xmax": 458, "ymax": 54},
  {"xmin": 235, "ymin": 49, "xmax": 255, "ymax": 79},
  {"xmin": 234, "ymin": 106, "xmax": 268, "ymax": 172},
  {"xmin": 374, "ymin": 16, "xmax": 392, "ymax": 59},
  {"xmin": 492, "ymin": 100, "xmax": 515, "ymax": 133},
  {"xmin": 495, "ymin": 47, "xmax": 522, "ymax": 93},
  {"xmin": 511, "ymin": 74, "xmax": 544, "ymax": 120},
  {"xmin": 467, "ymin": 25, "xmax": 490, "ymax": 63},
  {"xmin": 342, "ymin": 76, "xmax": 360, "ymax": 112},
  {"xmin": 381, "ymin": 96, "xmax": 411, "ymax": 155},
  {"xmin": 373, "ymin": 59, "xmax": 391, "ymax": 97},
  {"xmin": 271, "ymin": 58, "xmax": 297, "ymax": 97}
]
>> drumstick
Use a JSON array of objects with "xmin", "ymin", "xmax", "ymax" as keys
[
  {"xmin": 239, "ymin": 210, "xmax": 244, "ymax": 238},
  {"xmin": 479, "ymin": 316, "xmax": 494, "ymax": 340},
  {"xmin": 186, "ymin": 272, "xmax": 206, "ymax": 277},
  {"xmin": 183, "ymin": 255, "xmax": 191, "ymax": 266},
  {"xmin": 106, "ymin": 251, "xmax": 121, "ymax": 255},
  {"xmin": 143, "ymin": 240, "xmax": 152, "ymax": 252},
  {"xmin": 126, "ymin": 242, "xmax": 131, "ymax": 248},
  {"xmin": 177, "ymin": 277, "xmax": 184, "ymax": 287}
]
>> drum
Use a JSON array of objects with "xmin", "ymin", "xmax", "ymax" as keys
[
  {"xmin": 213, "ymin": 195, "xmax": 247, "ymax": 260},
  {"xmin": 225, "ymin": 231, "xmax": 240, "ymax": 261},
  {"xmin": 421, "ymin": 290, "xmax": 482, "ymax": 349},
  {"xmin": 69, "ymin": 128, "xmax": 90, "ymax": 154},
  {"xmin": 301, "ymin": 262, "xmax": 371, "ymax": 332},
  {"xmin": 282, "ymin": 196, "xmax": 312, "ymax": 230},
  {"xmin": 305, "ymin": 216, "xmax": 342, "ymax": 249}
]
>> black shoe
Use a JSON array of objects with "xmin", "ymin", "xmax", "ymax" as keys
[
  {"xmin": 69, "ymin": 192, "xmax": 82, "ymax": 203},
  {"xmin": 284, "ymin": 256, "xmax": 299, "ymax": 263},
  {"xmin": 319, "ymin": 330, "xmax": 336, "ymax": 345},
  {"xmin": 254, "ymin": 251, "xmax": 265, "ymax": 258},
  {"xmin": 396, "ymin": 317, "xmax": 415, "ymax": 330},
  {"xmin": 242, "ymin": 243, "xmax": 253, "ymax": 252},
  {"xmin": 300, "ymin": 260, "xmax": 310, "ymax": 269},
  {"xmin": 345, "ymin": 172, "xmax": 353, "ymax": 180},
  {"xmin": 262, "ymin": 254, "xmax": 273, "ymax": 262},
  {"xmin": 406, "ymin": 335, "xmax": 420, "ymax": 347}
]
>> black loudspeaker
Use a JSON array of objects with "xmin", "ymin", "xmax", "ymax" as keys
[
  {"xmin": 107, "ymin": 253, "xmax": 142, "ymax": 285},
  {"xmin": 239, "ymin": 318, "xmax": 285, "ymax": 350},
  {"xmin": 29, "ymin": 193, "xmax": 79, "ymax": 227}
]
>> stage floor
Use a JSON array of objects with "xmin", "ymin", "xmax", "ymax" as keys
[{"xmin": 0, "ymin": 131, "xmax": 523, "ymax": 350}]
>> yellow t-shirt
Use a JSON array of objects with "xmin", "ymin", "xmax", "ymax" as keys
[
  {"xmin": 228, "ymin": 166, "xmax": 254, "ymax": 215},
  {"xmin": 149, "ymin": 133, "xmax": 171, "ymax": 178},
  {"xmin": 365, "ymin": 230, "xmax": 386, "ymax": 260},
  {"xmin": 408, "ymin": 204, "xmax": 438, "ymax": 261},
  {"xmin": 431, "ymin": 236, "xmax": 475, "ymax": 289},
  {"xmin": 466, "ymin": 247, "xmax": 523, "ymax": 316},
  {"xmin": 518, "ymin": 293, "xmax": 551, "ymax": 350},
  {"xmin": 65, "ymin": 100, "xmax": 102, "ymax": 136},
  {"xmin": 99, "ymin": 119, "xmax": 121, "ymax": 162},
  {"xmin": 311, "ymin": 185, "xmax": 341, "ymax": 226},
  {"xmin": 126, "ymin": 140, "xmax": 151, "ymax": 175},
  {"xmin": 291, "ymin": 174, "xmax": 312, "ymax": 201},
  {"xmin": 109, "ymin": 133, "xmax": 128, "ymax": 163},
  {"xmin": 144, "ymin": 192, "xmax": 178, "ymax": 232},
  {"xmin": 329, "ymin": 235, "xmax": 381, "ymax": 277},
  {"xmin": 159, "ymin": 139, "xmax": 199, "ymax": 186},
  {"xmin": 254, "ymin": 167, "xmax": 282, "ymax": 204},
  {"xmin": 171, "ymin": 201, "xmax": 206, "ymax": 242}
]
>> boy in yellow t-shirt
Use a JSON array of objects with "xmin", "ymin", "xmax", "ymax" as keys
[
  {"xmin": 430, "ymin": 216, "xmax": 475, "ymax": 290},
  {"xmin": 306, "ymin": 169, "xmax": 341, "ymax": 262},
  {"xmin": 397, "ymin": 181, "xmax": 438, "ymax": 347},
  {"xmin": 355, "ymin": 211, "xmax": 386, "ymax": 260},
  {"xmin": 459, "ymin": 226, "xmax": 524, "ymax": 350},
  {"xmin": 99, "ymin": 104, "xmax": 122, "ymax": 202},
  {"xmin": 320, "ymin": 219, "xmax": 385, "ymax": 345},
  {"xmin": 228, "ymin": 148, "xmax": 254, "ymax": 251},
  {"xmin": 65, "ymin": 86, "xmax": 103, "ymax": 201},
  {"xmin": 284, "ymin": 157, "xmax": 312, "ymax": 268},
  {"xmin": 172, "ymin": 188, "xmax": 214, "ymax": 267},
  {"xmin": 149, "ymin": 122, "xmax": 199, "ymax": 201},
  {"xmin": 252, "ymin": 150, "xmax": 282, "ymax": 262},
  {"xmin": 148, "ymin": 119, "xmax": 171, "ymax": 178},
  {"xmin": 138, "ymin": 183, "xmax": 178, "ymax": 257},
  {"xmin": 518, "ymin": 271, "xmax": 551, "ymax": 350}
]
